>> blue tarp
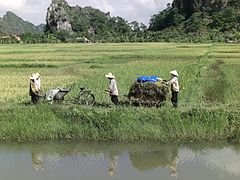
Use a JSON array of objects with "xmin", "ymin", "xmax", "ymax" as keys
[{"xmin": 137, "ymin": 76, "xmax": 159, "ymax": 83}]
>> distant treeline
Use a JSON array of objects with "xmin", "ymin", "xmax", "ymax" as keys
[{"xmin": 1, "ymin": 30, "xmax": 239, "ymax": 44}]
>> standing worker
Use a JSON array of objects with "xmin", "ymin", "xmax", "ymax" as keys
[
  {"xmin": 29, "ymin": 74, "xmax": 38, "ymax": 104},
  {"xmin": 105, "ymin": 72, "xmax": 119, "ymax": 105},
  {"xmin": 168, "ymin": 70, "xmax": 179, "ymax": 108}
]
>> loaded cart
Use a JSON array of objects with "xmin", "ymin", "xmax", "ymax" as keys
[{"xmin": 127, "ymin": 76, "xmax": 170, "ymax": 107}]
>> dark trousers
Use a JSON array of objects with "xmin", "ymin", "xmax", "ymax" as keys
[
  {"xmin": 111, "ymin": 95, "xmax": 119, "ymax": 105},
  {"xmin": 31, "ymin": 94, "xmax": 39, "ymax": 104},
  {"xmin": 171, "ymin": 92, "xmax": 178, "ymax": 108}
]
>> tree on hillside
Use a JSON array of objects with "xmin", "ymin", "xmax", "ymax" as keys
[
  {"xmin": 185, "ymin": 12, "xmax": 212, "ymax": 33},
  {"xmin": 140, "ymin": 23, "xmax": 148, "ymax": 32},
  {"xmin": 211, "ymin": 7, "xmax": 240, "ymax": 31},
  {"xmin": 110, "ymin": 16, "xmax": 131, "ymax": 34},
  {"xmin": 129, "ymin": 21, "xmax": 140, "ymax": 32},
  {"xmin": 149, "ymin": 8, "xmax": 185, "ymax": 31}
]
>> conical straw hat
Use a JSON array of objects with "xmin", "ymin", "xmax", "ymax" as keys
[
  {"xmin": 30, "ymin": 73, "xmax": 36, "ymax": 80},
  {"xmin": 105, "ymin": 72, "xmax": 115, "ymax": 78},
  {"xmin": 170, "ymin": 70, "xmax": 179, "ymax": 77},
  {"xmin": 35, "ymin": 72, "xmax": 40, "ymax": 78}
]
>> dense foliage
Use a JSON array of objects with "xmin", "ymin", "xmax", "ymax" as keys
[{"xmin": 149, "ymin": 0, "xmax": 240, "ymax": 42}]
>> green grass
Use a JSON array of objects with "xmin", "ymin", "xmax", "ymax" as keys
[
  {"xmin": 0, "ymin": 42, "xmax": 239, "ymax": 142},
  {"xmin": 0, "ymin": 104, "xmax": 239, "ymax": 143}
]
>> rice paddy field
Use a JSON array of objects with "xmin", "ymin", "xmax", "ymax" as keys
[{"xmin": 0, "ymin": 43, "xmax": 240, "ymax": 142}]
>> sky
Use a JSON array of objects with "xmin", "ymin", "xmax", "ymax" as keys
[{"xmin": 0, "ymin": 0, "xmax": 171, "ymax": 25}]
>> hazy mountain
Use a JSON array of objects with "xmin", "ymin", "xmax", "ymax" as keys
[{"xmin": 0, "ymin": 11, "xmax": 44, "ymax": 35}]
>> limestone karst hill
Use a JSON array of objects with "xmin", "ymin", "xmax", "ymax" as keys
[{"xmin": 45, "ymin": 0, "xmax": 132, "ymax": 36}]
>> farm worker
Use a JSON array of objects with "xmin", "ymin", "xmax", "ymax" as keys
[
  {"xmin": 29, "ymin": 74, "xmax": 39, "ymax": 104},
  {"xmin": 168, "ymin": 70, "xmax": 179, "ymax": 108},
  {"xmin": 35, "ymin": 72, "xmax": 41, "ymax": 91},
  {"xmin": 105, "ymin": 72, "xmax": 119, "ymax": 105}
]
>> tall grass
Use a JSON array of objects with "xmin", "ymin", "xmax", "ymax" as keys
[{"xmin": 0, "ymin": 104, "xmax": 239, "ymax": 143}]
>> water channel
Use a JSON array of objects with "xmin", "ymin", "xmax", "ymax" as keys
[{"xmin": 0, "ymin": 142, "xmax": 240, "ymax": 180}]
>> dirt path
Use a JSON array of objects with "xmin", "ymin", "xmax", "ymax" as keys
[{"xmin": 203, "ymin": 59, "xmax": 226, "ymax": 103}]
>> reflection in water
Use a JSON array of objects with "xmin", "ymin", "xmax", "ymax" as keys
[
  {"xmin": 31, "ymin": 150, "xmax": 62, "ymax": 171},
  {"xmin": 129, "ymin": 144, "xmax": 179, "ymax": 176},
  {"xmin": 30, "ymin": 142, "xmax": 122, "ymax": 175},
  {"xmin": 106, "ymin": 146, "xmax": 120, "ymax": 176},
  {"xmin": 169, "ymin": 156, "xmax": 179, "ymax": 177},
  {"xmin": 31, "ymin": 152, "xmax": 43, "ymax": 171},
  {"xmin": 28, "ymin": 142, "xmax": 240, "ymax": 177},
  {"xmin": 0, "ymin": 142, "xmax": 240, "ymax": 180},
  {"xmin": 199, "ymin": 148, "xmax": 240, "ymax": 176},
  {"xmin": 30, "ymin": 143, "xmax": 181, "ymax": 176},
  {"xmin": 108, "ymin": 155, "xmax": 118, "ymax": 176},
  {"xmin": 175, "ymin": 143, "xmax": 240, "ymax": 177}
]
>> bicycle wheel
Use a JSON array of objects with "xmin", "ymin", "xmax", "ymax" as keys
[{"xmin": 77, "ymin": 91, "xmax": 95, "ymax": 106}]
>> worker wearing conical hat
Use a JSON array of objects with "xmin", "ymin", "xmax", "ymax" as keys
[
  {"xmin": 29, "ymin": 74, "xmax": 38, "ymax": 104},
  {"xmin": 169, "ymin": 70, "xmax": 179, "ymax": 108},
  {"xmin": 105, "ymin": 72, "xmax": 119, "ymax": 105}
]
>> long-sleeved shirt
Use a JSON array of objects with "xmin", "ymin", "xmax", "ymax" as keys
[
  {"xmin": 169, "ymin": 77, "xmax": 179, "ymax": 92},
  {"xmin": 35, "ymin": 78, "xmax": 41, "ymax": 91},
  {"xmin": 109, "ymin": 79, "xmax": 119, "ymax": 96}
]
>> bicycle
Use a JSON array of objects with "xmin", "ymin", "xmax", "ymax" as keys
[
  {"xmin": 73, "ymin": 87, "xmax": 95, "ymax": 106},
  {"xmin": 43, "ymin": 85, "xmax": 95, "ymax": 106}
]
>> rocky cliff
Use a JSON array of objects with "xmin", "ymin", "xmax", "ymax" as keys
[
  {"xmin": 46, "ymin": 0, "xmax": 73, "ymax": 32},
  {"xmin": 45, "ymin": 0, "xmax": 132, "ymax": 36}
]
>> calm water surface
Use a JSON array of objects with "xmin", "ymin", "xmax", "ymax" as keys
[{"xmin": 0, "ymin": 142, "xmax": 240, "ymax": 180}]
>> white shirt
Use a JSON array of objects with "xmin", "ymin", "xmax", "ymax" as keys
[
  {"xmin": 169, "ymin": 77, "xmax": 179, "ymax": 92},
  {"xmin": 35, "ymin": 78, "xmax": 41, "ymax": 91},
  {"xmin": 109, "ymin": 79, "xmax": 119, "ymax": 96}
]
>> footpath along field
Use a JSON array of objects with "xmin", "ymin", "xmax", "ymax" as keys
[{"xmin": 0, "ymin": 43, "xmax": 239, "ymax": 142}]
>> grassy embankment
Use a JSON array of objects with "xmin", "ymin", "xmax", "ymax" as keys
[{"xmin": 0, "ymin": 43, "xmax": 239, "ymax": 142}]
